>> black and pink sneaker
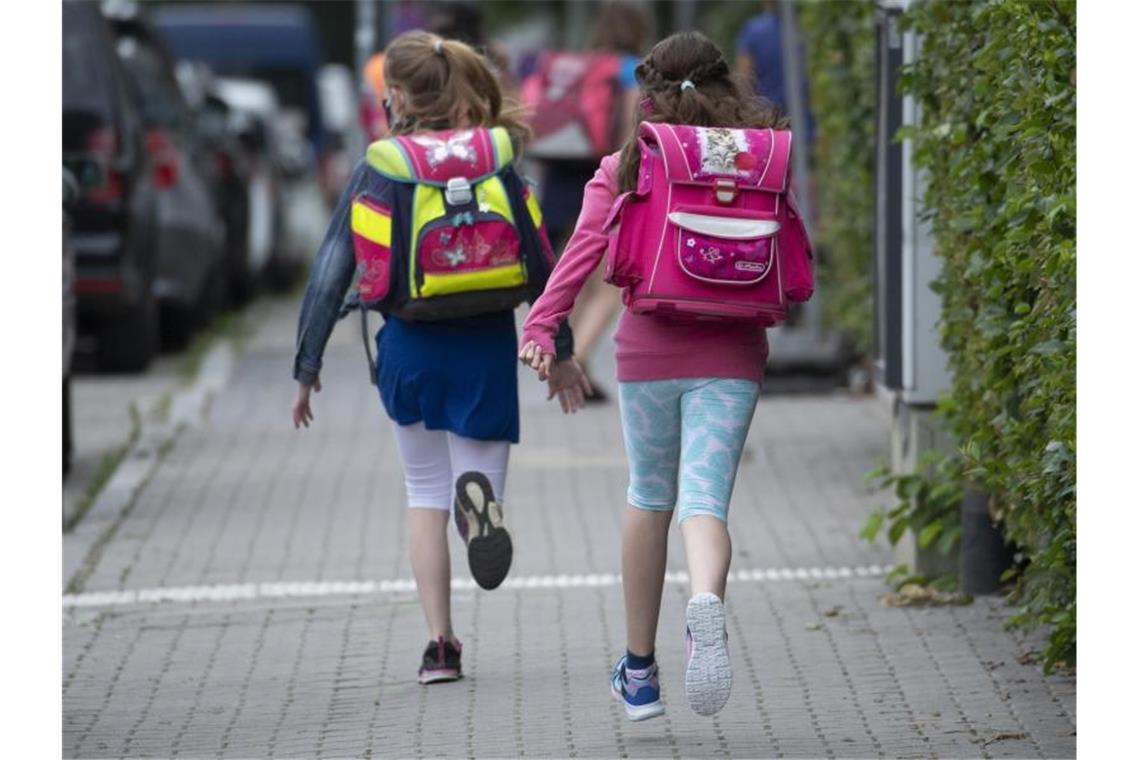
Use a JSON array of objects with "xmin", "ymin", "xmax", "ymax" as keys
[
  {"xmin": 453, "ymin": 471, "xmax": 513, "ymax": 590},
  {"xmin": 418, "ymin": 637, "xmax": 463, "ymax": 684}
]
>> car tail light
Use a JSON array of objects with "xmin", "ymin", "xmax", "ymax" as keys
[
  {"xmin": 75, "ymin": 276, "xmax": 124, "ymax": 295},
  {"xmin": 85, "ymin": 128, "xmax": 124, "ymax": 204},
  {"xmin": 145, "ymin": 129, "xmax": 180, "ymax": 190},
  {"xmin": 215, "ymin": 151, "xmax": 234, "ymax": 178}
]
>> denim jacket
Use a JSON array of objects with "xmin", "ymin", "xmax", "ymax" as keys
[{"xmin": 293, "ymin": 159, "xmax": 574, "ymax": 385}]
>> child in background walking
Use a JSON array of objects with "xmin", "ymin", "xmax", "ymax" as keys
[
  {"xmin": 530, "ymin": 0, "xmax": 649, "ymax": 400},
  {"xmin": 519, "ymin": 31, "xmax": 789, "ymax": 720}
]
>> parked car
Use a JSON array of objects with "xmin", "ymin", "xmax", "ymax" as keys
[
  {"xmin": 153, "ymin": 4, "xmax": 335, "ymax": 286},
  {"xmin": 208, "ymin": 77, "xmax": 291, "ymax": 297},
  {"xmin": 63, "ymin": 1, "xmax": 160, "ymax": 372},
  {"xmin": 63, "ymin": 168, "xmax": 79, "ymax": 476},
  {"xmin": 316, "ymin": 63, "xmax": 361, "ymax": 206},
  {"xmin": 104, "ymin": 5, "xmax": 227, "ymax": 347},
  {"xmin": 151, "ymin": 3, "xmax": 334, "ymax": 189},
  {"xmin": 173, "ymin": 61, "xmax": 285, "ymax": 305}
]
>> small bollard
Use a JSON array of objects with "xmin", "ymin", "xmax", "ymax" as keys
[{"xmin": 959, "ymin": 488, "xmax": 1015, "ymax": 594}]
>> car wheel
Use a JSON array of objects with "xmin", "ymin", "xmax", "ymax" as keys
[
  {"xmin": 228, "ymin": 261, "xmax": 257, "ymax": 306},
  {"xmin": 97, "ymin": 293, "xmax": 159, "ymax": 373},
  {"xmin": 63, "ymin": 376, "xmax": 73, "ymax": 477},
  {"xmin": 161, "ymin": 306, "xmax": 195, "ymax": 350},
  {"xmin": 227, "ymin": 207, "xmax": 257, "ymax": 306}
]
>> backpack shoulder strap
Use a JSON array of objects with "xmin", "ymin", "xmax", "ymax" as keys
[{"xmin": 758, "ymin": 130, "xmax": 792, "ymax": 193}]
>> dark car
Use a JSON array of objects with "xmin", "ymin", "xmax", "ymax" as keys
[
  {"xmin": 63, "ymin": 168, "xmax": 79, "ymax": 476},
  {"xmin": 154, "ymin": 4, "xmax": 336, "ymax": 286},
  {"xmin": 105, "ymin": 8, "xmax": 227, "ymax": 347},
  {"xmin": 63, "ymin": 1, "xmax": 160, "ymax": 372},
  {"xmin": 188, "ymin": 72, "xmax": 286, "ymax": 304}
]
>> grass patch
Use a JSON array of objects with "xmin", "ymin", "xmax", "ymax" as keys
[
  {"xmin": 64, "ymin": 403, "xmax": 141, "ymax": 533},
  {"xmin": 180, "ymin": 309, "xmax": 249, "ymax": 382}
]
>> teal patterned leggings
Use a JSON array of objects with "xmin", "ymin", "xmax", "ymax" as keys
[{"xmin": 618, "ymin": 378, "xmax": 761, "ymax": 524}]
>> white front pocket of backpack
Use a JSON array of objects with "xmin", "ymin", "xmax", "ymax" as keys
[{"xmin": 669, "ymin": 212, "xmax": 780, "ymax": 286}]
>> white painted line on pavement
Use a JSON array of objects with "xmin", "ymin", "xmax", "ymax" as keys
[{"xmin": 62, "ymin": 564, "xmax": 888, "ymax": 610}]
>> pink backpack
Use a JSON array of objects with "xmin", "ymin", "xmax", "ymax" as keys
[
  {"xmin": 520, "ymin": 52, "xmax": 622, "ymax": 160},
  {"xmin": 603, "ymin": 122, "xmax": 813, "ymax": 325}
]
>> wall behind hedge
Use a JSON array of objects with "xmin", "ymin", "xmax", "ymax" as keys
[
  {"xmin": 900, "ymin": 0, "xmax": 1076, "ymax": 671},
  {"xmin": 798, "ymin": 1, "xmax": 877, "ymax": 354}
]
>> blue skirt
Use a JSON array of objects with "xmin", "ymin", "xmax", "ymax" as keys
[{"xmin": 376, "ymin": 310, "xmax": 520, "ymax": 443}]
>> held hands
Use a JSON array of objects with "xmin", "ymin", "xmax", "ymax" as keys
[
  {"xmin": 519, "ymin": 341, "xmax": 593, "ymax": 414},
  {"xmin": 291, "ymin": 378, "xmax": 322, "ymax": 429}
]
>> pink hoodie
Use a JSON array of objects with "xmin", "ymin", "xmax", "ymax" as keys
[{"xmin": 521, "ymin": 153, "xmax": 769, "ymax": 383}]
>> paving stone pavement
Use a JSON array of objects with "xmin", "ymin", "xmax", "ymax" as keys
[{"xmin": 63, "ymin": 297, "xmax": 1076, "ymax": 759}]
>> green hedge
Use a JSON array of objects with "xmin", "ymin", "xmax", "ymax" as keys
[
  {"xmin": 899, "ymin": 0, "xmax": 1076, "ymax": 671},
  {"xmin": 799, "ymin": 1, "xmax": 877, "ymax": 354}
]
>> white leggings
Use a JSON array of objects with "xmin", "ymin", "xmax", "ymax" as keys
[{"xmin": 391, "ymin": 422, "xmax": 510, "ymax": 510}]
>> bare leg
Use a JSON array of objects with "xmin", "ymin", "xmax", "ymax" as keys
[
  {"xmin": 408, "ymin": 508, "xmax": 457, "ymax": 644},
  {"xmin": 622, "ymin": 504, "xmax": 673, "ymax": 656},
  {"xmin": 679, "ymin": 515, "xmax": 732, "ymax": 600}
]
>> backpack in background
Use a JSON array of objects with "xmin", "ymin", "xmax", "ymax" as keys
[
  {"xmin": 521, "ymin": 52, "xmax": 623, "ymax": 160},
  {"xmin": 603, "ymin": 122, "xmax": 814, "ymax": 325},
  {"xmin": 350, "ymin": 127, "xmax": 554, "ymax": 322}
]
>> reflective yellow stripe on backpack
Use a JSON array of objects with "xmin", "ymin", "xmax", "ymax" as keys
[{"xmin": 351, "ymin": 199, "xmax": 391, "ymax": 246}]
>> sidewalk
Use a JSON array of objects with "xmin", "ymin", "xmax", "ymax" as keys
[{"xmin": 62, "ymin": 297, "xmax": 1076, "ymax": 759}]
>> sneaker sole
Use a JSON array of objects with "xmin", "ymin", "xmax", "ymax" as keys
[
  {"xmin": 611, "ymin": 680, "xmax": 666, "ymax": 721},
  {"xmin": 454, "ymin": 471, "xmax": 512, "ymax": 591},
  {"xmin": 685, "ymin": 593, "xmax": 732, "ymax": 716},
  {"xmin": 418, "ymin": 668, "xmax": 462, "ymax": 685}
]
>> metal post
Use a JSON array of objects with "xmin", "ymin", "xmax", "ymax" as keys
[
  {"xmin": 777, "ymin": 0, "xmax": 819, "ymax": 335},
  {"xmin": 674, "ymin": 0, "xmax": 698, "ymax": 32},
  {"xmin": 566, "ymin": 0, "xmax": 590, "ymax": 49},
  {"xmin": 355, "ymin": 0, "xmax": 376, "ymax": 86}
]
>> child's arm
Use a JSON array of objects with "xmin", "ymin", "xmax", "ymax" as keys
[
  {"xmin": 520, "ymin": 154, "xmax": 620, "ymax": 358},
  {"xmin": 293, "ymin": 161, "xmax": 371, "ymax": 387}
]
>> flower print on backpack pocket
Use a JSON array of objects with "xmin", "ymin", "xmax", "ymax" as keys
[{"xmin": 669, "ymin": 210, "xmax": 779, "ymax": 286}]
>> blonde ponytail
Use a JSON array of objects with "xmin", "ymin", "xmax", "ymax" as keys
[{"xmin": 384, "ymin": 31, "xmax": 531, "ymax": 147}]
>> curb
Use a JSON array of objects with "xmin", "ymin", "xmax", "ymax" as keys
[{"xmin": 63, "ymin": 340, "xmax": 236, "ymax": 595}]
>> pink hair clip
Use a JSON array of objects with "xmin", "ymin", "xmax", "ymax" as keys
[{"xmin": 639, "ymin": 96, "xmax": 655, "ymax": 116}]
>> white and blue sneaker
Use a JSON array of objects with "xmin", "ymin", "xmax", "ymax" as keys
[
  {"xmin": 610, "ymin": 655, "xmax": 666, "ymax": 721},
  {"xmin": 684, "ymin": 592, "xmax": 733, "ymax": 716}
]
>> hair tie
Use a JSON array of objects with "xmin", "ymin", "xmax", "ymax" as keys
[
  {"xmin": 680, "ymin": 80, "xmax": 695, "ymax": 91},
  {"xmin": 434, "ymin": 39, "xmax": 445, "ymax": 55}
]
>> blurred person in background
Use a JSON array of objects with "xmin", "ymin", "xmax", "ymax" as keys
[
  {"xmin": 523, "ymin": 0, "xmax": 649, "ymax": 402},
  {"xmin": 294, "ymin": 30, "xmax": 589, "ymax": 686},
  {"xmin": 359, "ymin": 1, "xmax": 516, "ymax": 144},
  {"xmin": 359, "ymin": 51, "xmax": 389, "ymax": 143},
  {"xmin": 735, "ymin": 0, "xmax": 814, "ymax": 149}
]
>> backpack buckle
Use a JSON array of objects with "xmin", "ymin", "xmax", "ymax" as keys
[
  {"xmin": 445, "ymin": 177, "xmax": 473, "ymax": 207},
  {"xmin": 714, "ymin": 178, "xmax": 738, "ymax": 205}
]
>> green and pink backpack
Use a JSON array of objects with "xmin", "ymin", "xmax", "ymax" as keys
[{"xmin": 349, "ymin": 126, "xmax": 555, "ymax": 322}]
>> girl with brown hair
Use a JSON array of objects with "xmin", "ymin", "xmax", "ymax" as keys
[
  {"xmin": 520, "ymin": 31, "xmax": 787, "ymax": 719},
  {"xmin": 293, "ymin": 30, "xmax": 589, "ymax": 685}
]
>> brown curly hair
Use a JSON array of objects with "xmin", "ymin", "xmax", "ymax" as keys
[
  {"xmin": 616, "ymin": 31, "xmax": 788, "ymax": 192},
  {"xmin": 383, "ymin": 30, "xmax": 530, "ymax": 146}
]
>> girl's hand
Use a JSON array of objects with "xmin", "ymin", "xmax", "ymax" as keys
[
  {"xmin": 292, "ymin": 378, "xmax": 322, "ymax": 429},
  {"xmin": 545, "ymin": 358, "xmax": 593, "ymax": 414},
  {"xmin": 518, "ymin": 340, "xmax": 554, "ymax": 381}
]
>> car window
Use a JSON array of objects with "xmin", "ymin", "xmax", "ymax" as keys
[
  {"xmin": 115, "ymin": 35, "xmax": 186, "ymax": 130},
  {"xmin": 62, "ymin": 4, "xmax": 115, "ymax": 125}
]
